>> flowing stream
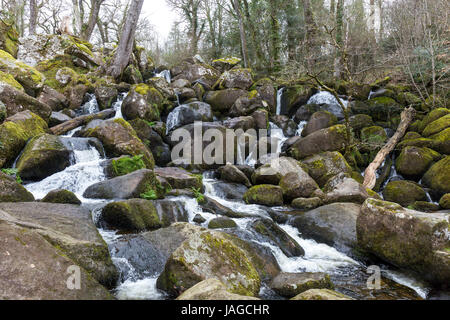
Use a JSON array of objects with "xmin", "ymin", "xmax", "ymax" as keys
[{"xmin": 22, "ymin": 92, "xmax": 432, "ymax": 300}]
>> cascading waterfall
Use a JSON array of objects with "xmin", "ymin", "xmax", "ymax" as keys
[
  {"xmin": 155, "ymin": 70, "xmax": 171, "ymax": 83},
  {"xmin": 276, "ymin": 88, "xmax": 285, "ymax": 115},
  {"xmin": 113, "ymin": 92, "xmax": 128, "ymax": 119},
  {"xmin": 307, "ymin": 91, "xmax": 348, "ymax": 119},
  {"xmin": 81, "ymin": 93, "xmax": 100, "ymax": 115}
]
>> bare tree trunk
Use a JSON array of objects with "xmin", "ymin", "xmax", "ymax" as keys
[
  {"xmin": 72, "ymin": 0, "xmax": 82, "ymax": 35},
  {"xmin": 333, "ymin": 0, "xmax": 344, "ymax": 78},
  {"xmin": 29, "ymin": 0, "xmax": 38, "ymax": 35},
  {"xmin": 107, "ymin": 0, "xmax": 144, "ymax": 79},
  {"xmin": 232, "ymin": 0, "xmax": 249, "ymax": 68},
  {"xmin": 268, "ymin": 0, "xmax": 281, "ymax": 71},
  {"xmin": 81, "ymin": 0, "xmax": 104, "ymax": 41},
  {"xmin": 363, "ymin": 107, "xmax": 415, "ymax": 190}
]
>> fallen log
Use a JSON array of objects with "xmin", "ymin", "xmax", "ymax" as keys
[
  {"xmin": 50, "ymin": 109, "xmax": 115, "ymax": 135},
  {"xmin": 363, "ymin": 107, "xmax": 415, "ymax": 190}
]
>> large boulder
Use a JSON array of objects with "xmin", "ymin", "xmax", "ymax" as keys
[
  {"xmin": 218, "ymin": 164, "xmax": 251, "ymax": 187},
  {"xmin": 0, "ymin": 202, "xmax": 118, "ymax": 288},
  {"xmin": 357, "ymin": 198, "xmax": 450, "ymax": 287},
  {"xmin": 216, "ymin": 68, "xmax": 253, "ymax": 90},
  {"xmin": 382, "ymin": 180, "xmax": 427, "ymax": 207},
  {"xmin": 0, "ymin": 83, "xmax": 52, "ymax": 121},
  {"xmin": 41, "ymin": 189, "xmax": 81, "ymax": 205},
  {"xmin": 0, "ymin": 110, "xmax": 48, "ymax": 168},
  {"xmin": 301, "ymin": 151, "xmax": 353, "ymax": 187},
  {"xmin": 251, "ymin": 78, "xmax": 276, "ymax": 113},
  {"xmin": 0, "ymin": 20, "xmax": 18, "ymax": 57},
  {"xmin": 422, "ymin": 114, "xmax": 450, "ymax": 137},
  {"xmin": 83, "ymin": 169, "xmax": 160, "ymax": 200},
  {"xmin": 418, "ymin": 108, "xmax": 450, "ymax": 133},
  {"xmin": 279, "ymin": 171, "xmax": 319, "ymax": 201},
  {"xmin": 302, "ymin": 111, "xmax": 337, "ymax": 137},
  {"xmin": 289, "ymin": 125, "xmax": 347, "ymax": 159},
  {"xmin": 156, "ymin": 226, "xmax": 261, "ymax": 297},
  {"xmin": 351, "ymin": 97, "xmax": 403, "ymax": 122},
  {"xmin": 0, "ymin": 172, "xmax": 34, "ymax": 202},
  {"xmin": 252, "ymin": 156, "xmax": 308, "ymax": 185},
  {"xmin": 166, "ymin": 101, "xmax": 213, "ymax": 132},
  {"xmin": 101, "ymin": 199, "xmax": 161, "ymax": 232},
  {"xmin": 121, "ymin": 84, "xmax": 162, "ymax": 122},
  {"xmin": 171, "ymin": 61, "xmax": 221, "ymax": 87},
  {"xmin": 0, "ymin": 50, "xmax": 44, "ymax": 96},
  {"xmin": 243, "ymin": 185, "xmax": 284, "ymax": 207},
  {"xmin": 324, "ymin": 177, "xmax": 373, "ymax": 204},
  {"xmin": 230, "ymin": 90, "xmax": 266, "ymax": 117},
  {"xmin": 81, "ymin": 118, "xmax": 155, "ymax": 168},
  {"xmin": 0, "ymin": 222, "xmax": 113, "ymax": 300},
  {"xmin": 211, "ymin": 57, "xmax": 241, "ymax": 72},
  {"xmin": 38, "ymin": 85, "xmax": 69, "ymax": 111},
  {"xmin": 289, "ymin": 203, "xmax": 361, "ymax": 252},
  {"xmin": 208, "ymin": 217, "xmax": 237, "ymax": 229},
  {"xmin": 177, "ymin": 279, "xmax": 260, "ymax": 300},
  {"xmin": 16, "ymin": 134, "xmax": 72, "ymax": 181},
  {"xmin": 223, "ymin": 116, "xmax": 255, "ymax": 131},
  {"xmin": 204, "ymin": 88, "xmax": 247, "ymax": 112},
  {"xmin": 395, "ymin": 146, "xmax": 441, "ymax": 179},
  {"xmin": 154, "ymin": 167, "xmax": 203, "ymax": 190},
  {"xmin": 422, "ymin": 156, "xmax": 450, "ymax": 195},
  {"xmin": 94, "ymin": 84, "xmax": 118, "ymax": 110},
  {"xmin": 269, "ymin": 272, "xmax": 333, "ymax": 298}
]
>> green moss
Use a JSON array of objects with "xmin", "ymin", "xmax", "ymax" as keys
[
  {"xmin": 0, "ymin": 70, "xmax": 23, "ymax": 90},
  {"xmin": 111, "ymin": 155, "xmax": 146, "ymax": 177},
  {"xmin": 422, "ymin": 114, "xmax": 450, "ymax": 137},
  {"xmin": 1, "ymin": 168, "xmax": 22, "ymax": 183}
]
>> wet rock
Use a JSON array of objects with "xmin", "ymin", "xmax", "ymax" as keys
[
  {"xmin": 156, "ymin": 226, "xmax": 261, "ymax": 297},
  {"xmin": 166, "ymin": 101, "xmax": 213, "ymax": 132},
  {"xmin": 383, "ymin": 180, "xmax": 427, "ymax": 207},
  {"xmin": 171, "ymin": 62, "xmax": 221, "ymax": 87},
  {"xmin": 204, "ymin": 180, "xmax": 248, "ymax": 201},
  {"xmin": 0, "ymin": 172, "xmax": 34, "ymax": 202},
  {"xmin": 357, "ymin": 198, "xmax": 450, "ymax": 287},
  {"xmin": 0, "ymin": 110, "xmax": 47, "ymax": 168},
  {"xmin": 243, "ymin": 185, "xmax": 284, "ymax": 207},
  {"xmin": 37, "ymin": 85, "xmax": 69, "ymax": 111},
  {"xmin": 0, "ymin": 83, "xmax": 51, "ymax": 121},
  {"xmin": 302, "ymin": 111, "xmax": 337, "ymax": 137},
  {"xmin": 270, "ymin": 272, "xmax": 333, "ymax": 297},
  {"xmin": 154, "ymin": 167, "xmax": 203, "ymax": 190},
  {"xmin": 193, "ymin": 214, "xmax": 206, "ymax": 224},
  {"xmin": 250, "ymin": 218, "xmax": 304, "ymax": 257},
  {"xmin": 301, "ymin": 151, "xmax": 353, "ymax": 187},
  {"xmin": 177, "ymin": 279, "xmax": 260, "ymax": 300},
  {"xmin": 291, "ymin": 289, "xmax": 353, "ymax": 300},
  {"xmin": 204, "ymin": 88, "xmax": 247, "ymax": 112},
  {"xmin": 208, "ymin": 217, "xmax": 237, "ymax": 229},
  {"xmin": 271, "ymin": 115, "xmax": 297, "ymax": 137},
  {"xmin": 289, "ymin": 125, "xmax": 347, "ymax": 159},
  {"xmin": 49, "ymin": 111, "xmax": 71, "ymax": 127},
  {"xmin": 83, "ymin": 169, "xmax": 159, "ymax": 200},
  {"xmin": 80, "ymin": 118, "xmax": 155, "ymax": 168},
  {"xmin": 200, "ymin": 196, "xmax": 246, "ymax": 218},
  {"xmin": 121, "ymin": 84, "xmax": 161, "ymax": 122},
  {"xmin": 0, "ymin": 202, "xmax": 118, "ymax": 288},
  {"xmin": 289, "ymin": 203, "xmax": 361, "ymax": 252},
  {"xmin": 101, "ymin": 199, "xmax": 161, "ymax": 232},
  {"xmin": 395, "ymin": 146, "xmax": 441, "ymax": 179},
  {"xmin": 218, "ymin": 164, "xmax": 251, "ymax": 187},
  {"xmin": 16, "ymin": 134, "xmax": 72, "ymax": 181},
  {"xmin": 41, "ymin": 189, "xmax": 81, "ymax": 205}
]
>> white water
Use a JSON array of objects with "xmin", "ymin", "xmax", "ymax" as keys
[
  {"xmin": 295, "ymin": 120, "xmax": 307, "ymax": 136},
  {"xmin": 155, "ymin": 70, "xmax": 171, "ymax": 83},
  {"xmin": 82, "ymin": 93, "xmax": 100, "ymax": 114},
  {"xmin": 307, "ymin": 91, "xmax": 348, "ymax": 119},
  {"xmin": 113, "ymin": 92, "xmax": 128, "ymax": 119},
  {"xmin": 276, "ymin": 88, "xmax": 284, "ymax": 115}
]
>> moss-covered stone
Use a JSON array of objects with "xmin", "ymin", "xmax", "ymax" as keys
[
  {"xmin": 208, "ymin": 217, "xmax": 237, "ymax": 229},
  {"xmin": 111, "ymin": 155, "xmax": 146, "ymax": 177},
  {"xmin": 409, "ymin": 201, "xmax": 440, "ymax": 212},
  {"xmin": 395, "ymin": 146, "xmax": 441, "ymax": 179},
  {"xmin": 418, "ymin": 108, "xmax": 450, "ymax": 133},
  {"xmin": 439, "ymin": 194, "xmax": 450, "ymax": 209},
  {"xmin": 429, "ymin": 128, "xmax": 450, "ymax": 154},
  {"xmin": 0, "ymin": 70, "xmax": 23, "ymax": 91},
  {"xmin": 382, "ymin": 180, "xmax": 427, "ymax": 207},
  {"xmin": 270, "ymin": 272, "xmax": 334, "ymax": 298},
  {"xmin": 41, "ymin": 189, "xmax": 81, "ymax": 205},
  {"xmin": 204, "ymin": 88, "xmax": 247, "ymax": 113},
  {"xmin": 243, "ymin": 185, "xmax": 284, "ymax": 207},
  {"xmin": 216, "ymin": 68, "xmax": 253, "ymax": 90},
  {"xmin": 101, "ymin": 199, "xmax": 161, "ymax": 232},
  {"xmin": 0, "ymin": 49, "xmax": 44, "ymax": 96},
  {"xmin": 422, "ymin": 156, "xmax": 450, "ymax": 194},
  {"xmin": 0, "ymin": 19, "xmax": 19, "ymax": 57},
  {"xmin": 0, "ymin": 172, "xmax": 34, "ymax": 202},
  {"xmin": 422, "ymin": 114, "xmax": 450, "ymax": 137},
  {"xmin": 351, "ymin": 97, "xmax": 403, "ymax": 122}
]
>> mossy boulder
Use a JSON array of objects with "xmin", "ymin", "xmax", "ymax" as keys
[
  {"xmin": 0, "ymin": 70, "xmax": 23, "ymax": 91},
  {"xmin": 243, "ymin": 185, "xmax": 284, "ymax": 207},
  {"xmin": 284, "ymin": 85, "xmax": 314, "ymax": 114},
  {"xmin": 0, "ymin": 172, "xmax": 34, "ymax": 202},
  {"xmin": 0, "ymin": 101, "xmax": 6, "ymax": 123},
  {"xmin": 301, "ymin": 151, "xmax": 353, "ymax": 187},
  {"xmin": 348, "ymin": 114, "xmax": 374, "ymax": 135},
  {"xmin": 357, "ymin": 198, "xmax": 450, "ymax": 287},
  {"xmin": 41, "ymin": 189, "xmax": 81, "ymax": 205},
  {"xmin": 219, "ymin": 164, "xmax": 251, "ymax": 187},
  {"xmin": 0, "ymin": 50, "xmax": 44, "ymax": 96},
  {"xmin": 0, "ymin": 20, "xmax": 19, "ymax": 57},
  {"xmin": 289, "ymin": 125, "xmax": 348, "ymax": 159},
  {"xmin": 351, "ymin": 97, "xmax": 403, "ymax": 122},
  {"xmin": 336, "ymin": 80, "xmax": 371, "ymax": 100},
  {"xmin": 94, "ymin": 84, "xmax": 118, "ymax": 110},
  {"xmin": 0, "ymin": 83, "xmax": 52, "ymax": 121},
  {"xmin": 395, "ymin": 146, "xmax": 441, "ymax": 179},
  {"xmin": 171, "ymin": 61, "xmax": 221, "ymax": 88},
  {"xmin": 211, "ymin": 57, "xmax": 241, "ymax": 72},
  {"xmin": 429, "ymin": 128, "xmax": 450, "ymax": 155},
  {"xmin": 121, "ymin": 84, "xmax": 162, "ymax": 122},
  {"xmin": 409, "ymin": 201, "xmax": 440, "ymax": 212},
  {"xmin": 291, "ymin": 197, "xmax": 322, "ymax": 210},
  {"xmin": 418, "ymin": 108, "xmax": 450, "ymax": 133},
  {"xmin": 396, "ymin": 92, "xmax": 421, "ymax": 109},
  {"xmin": 0, "ymin": 110, "xmax": 47, "ymax": 168},
  {"xmin": 439, "ymin": 194, "xmax": 450, "ymax": 209},
  {"xmin": 156, "ymin": 227, "xmax": 261, "ymax": 297},
  {"xmin": 383, "ymin": 180, "xmax": 427, "ymax": 207},
  {"xmin": 208, "ymin": 217, "xmax": 237, "ymax": 229},
  {"xmin": 123, "ymin": 64, "xmax": 143, "ymax": 84},
  {"xmin": 360, "ymin": 125, "xmax": 387, "ymax": 151},
  {"xmin": 230, "ymin": 90, "xmax": 266, "ymax": 116},
  {"xmin": 269, "ymin": 272, "xmax": 334, "ymax": 298},
  {"xmin": 16, "ymin": 134, "xmax": 72, "ymax": 181},
  {"xmin": 251, "ymin": 78, "xmax": 276, "ymax": 113},
  {"xmin": 279, "ymin": 171, "xmax": 319, "ymax": 201},
  {"xmin": 154, "ymin": 167, "xmax": 203, "ymax": 190},
  {"xmin": 81, "ymin": 118, "xmax": 155, "ymax": 168},
  {"xmin": 422, "ymin": 156, "xmax": 450, "ymax": 194},
  {"xmin": 422, "ymin": 114, "xmax": 450, "ymax": 137},
  {"xmin": 302, "ymin": 111, "xmax": 337, "ymax": 137},
  {"xmin": 101, "ymin": 199, "xmax": 161, "ymax": 232},
  {"xmin": 291, "ymin": 289, "xmax": 353, "ymax": 300},
  {"xmin": 204, "ymin": 88, "xmax": 247, "ymax": 112},
  {"xmin": 109, "ymin": 155, "xmax": 146, "ymax": 177},
  {"xmin": 216, "ymin": 68, "xmax": 253, "ymax": 90}
]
